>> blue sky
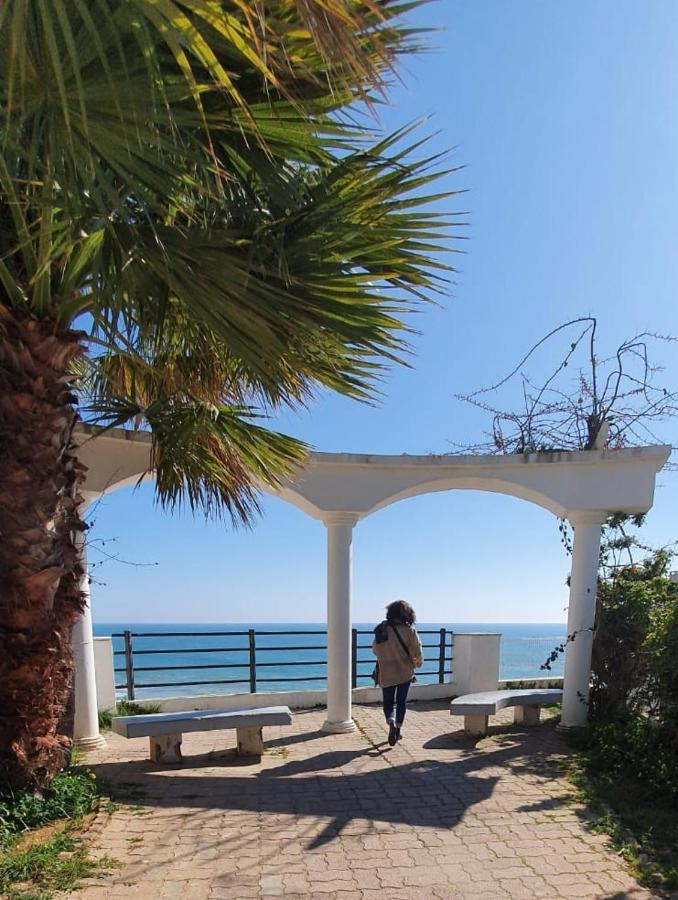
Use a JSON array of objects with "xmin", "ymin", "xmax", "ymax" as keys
[{"xmin": 89, "ymin": 1, "xmax": 678, "ymax": 625}]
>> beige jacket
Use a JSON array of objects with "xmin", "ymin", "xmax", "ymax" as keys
[{"xmin": 371, "ymin": 622, "xmax": 423, "ymax": 688}]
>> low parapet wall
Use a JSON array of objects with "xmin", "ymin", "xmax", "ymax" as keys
[{"xmin": 132, "ymin": 681, "xmax": 458, "ymax": 714}]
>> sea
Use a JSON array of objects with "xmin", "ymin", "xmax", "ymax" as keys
[{"xmin": 93, "ymin": 622, "xmax": 567, "ymax": 701}]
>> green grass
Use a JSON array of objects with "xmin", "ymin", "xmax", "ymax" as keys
[
  {"xmin": 98, "ymin": 699, "xmax": 162, "ymax": 730},
  {"xmin": 563, "ymin": 729, "xmax": 678, "ymax": 890},
  {"xmin": 498, "ymin": 679, "xmax": 564, "ymax": 690},
  {"xmin": 0, "ymin": 770, "xmax": 99, "ymax": 847},
  {"xmin": 0, "ymin": 828, "xmax": 116, "ymax": 899},
  {"xmin": 0, "ymin": 768, "xmax": 117, "ymax": 898}
]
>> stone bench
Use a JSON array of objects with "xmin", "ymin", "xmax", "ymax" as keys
[
  {"xmin": 111, "ymin": 705, "xmax": 293, "ymax": 763},
  {"xmin": 450, "ymin": 688, "xmax": 563, "ymax": 735}
]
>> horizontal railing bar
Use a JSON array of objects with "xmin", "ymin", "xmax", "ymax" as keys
[
  {"xmin": 255, "ymin": 675, "xmax": 328, "ymax": 683},
  {"xmin": 255, "ymin": 660, "xmax": 327, "ymax": 668},
  {"xmin": 357, "ymin": 644, "xmax": 444, "ymax": 652},
  {"xmin": 114, "ymin": 644, "xmax": 333, "ymax": 653},
  {"xmin": 353, "ymin": 629, "xmax": 446, "ymax": 635},
  {"xmin": 354, "ymin": 642, "xmax": 452, "ymax": 649},
  {"xmin": 254, "ymin": 645, "xmax": 327, "ymax": 652},
  {"xmin": 111, "ymin": 631, "xmax": 454, "ymax": 656},
  {"xmin": 113, "ymin": 646, "xmax": 249, "ymax": 655},
  {"xmin": 352, "ymin": 658, "xmax": 449, "ymax": 666},
  {"xmin": 356, "ymin": 666, "xmax": 450, "ymax": 678},
  {"xmin": 355, "ymin": 668, "xmax": 445, "ymax": 676},
  {"xmin": 131, "ymin": 660, "xmax": 331, "ymax": 673},
  {"xmin": 132, "ymin": 678, "xmax": 250, "ymax": 688},
  {"xmin": 253, "ymin": 630, "xmax": 328, "ymax": 635},
  {"xmin": 116, "ymin": 659, "xmax": 453, "ymax": 671},
  {"xmin": 111, "ymin": 628, "xmax": 453, "ymax": 638},
  {"xmin": 111, "ymin": 631, "xmax": 251, "ymax": 638},
  {"xmin": 130, "ymin": 663, "xmax": 251, "ymax": 672},
  {"xmin": 111, "ymin": 628, "xmax": 453, "ymax": 635},
  {"xmin": 113, "ymin": 644, "xmax": 449, "ymax": 656}
]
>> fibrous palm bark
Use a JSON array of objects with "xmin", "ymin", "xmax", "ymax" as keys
[{"xmin": 0, "ymin": 308, "xmax": 86, "ymax": 788}]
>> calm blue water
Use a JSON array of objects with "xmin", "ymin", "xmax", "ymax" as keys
[{"xmin": 94, "ymin": 622, "xmax": 566, "ymax": 700}]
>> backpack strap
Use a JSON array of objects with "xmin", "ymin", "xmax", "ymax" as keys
[{"xmin": 388, "ymin": 622, "xmax": 412, "ymax": 661}]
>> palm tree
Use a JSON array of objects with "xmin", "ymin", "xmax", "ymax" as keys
[{"xmin": 0, "ymin": 1, "xmax": 458, "ymax": 789}]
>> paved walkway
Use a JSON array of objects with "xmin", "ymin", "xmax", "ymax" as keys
[{"xmin": 70, "ymin": 702, "xmax": 659, "ymax": 899}]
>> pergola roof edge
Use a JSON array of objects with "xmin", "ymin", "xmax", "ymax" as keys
[
  {"xmin": 307, "ymin": 445, "xmax": 671, "ymax": 469},
  {"xmin": 74, "ymin": 425, "xmax": 671, "ymax": 524},
  {"xmin": 75, "ymin": 425, "xmax": 671, "ymax": 468}
]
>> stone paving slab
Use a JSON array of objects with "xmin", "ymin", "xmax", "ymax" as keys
[{"xmin": 63, "ymin": 702, "xmax": 665, "ymax": 899}]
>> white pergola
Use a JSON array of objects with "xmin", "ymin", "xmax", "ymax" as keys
[{"xmin": 73, "ymin": 426, "xmax": 670, "ymax": 748}]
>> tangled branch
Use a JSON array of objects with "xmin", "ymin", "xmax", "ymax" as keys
[{"xmin": 452, "ymin": 318, "xmax": 678, "ymax": 462}]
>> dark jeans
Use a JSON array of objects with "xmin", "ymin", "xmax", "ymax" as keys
[{"xmin": 382, "ymin": 680, "xmax": 411, "ymax": 726}]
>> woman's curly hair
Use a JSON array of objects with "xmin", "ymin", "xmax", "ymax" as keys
[{"xmin": 385, "ymin": 600, "xmax": 416, "ymax": 626}]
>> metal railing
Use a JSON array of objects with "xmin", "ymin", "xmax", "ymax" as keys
[
  {"xmin": 112, "ymin": 628, "xmax": 454, "ymax": 701},
  {"xmin": 352, "ymin": 628, "xmax": 453, "ymax": 689}
]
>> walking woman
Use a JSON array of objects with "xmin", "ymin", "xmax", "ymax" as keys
[{"xmin": 371, "ymin": 600, "xmax": 423, "ymax": 746}]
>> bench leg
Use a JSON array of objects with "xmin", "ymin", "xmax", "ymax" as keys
[
  {"xmin": 464, "ymin": 714, "xmax": 489, "ymax": 736},
  {"xmin": 237, "ymin": 726, "xmax": 264, "ymax": 756},
  {"xmin": 150, "ymin": 733, "xmax": 182, "ymax": 764},
  {"xmin": 514, "ymin": 705, "xmax": 541, "ymax": 726}
]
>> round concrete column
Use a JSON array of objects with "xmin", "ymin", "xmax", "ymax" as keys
[
  {"xmin": 73, "ymin": 497, "xmax": 106, "ymax": 750},
  {"xmin": 560, "ymin": 511, "xmax": 604, "ymax": 729},
  {"xmin": 322, "ymin": 513, "xmax": 358, "ymax": 734}
]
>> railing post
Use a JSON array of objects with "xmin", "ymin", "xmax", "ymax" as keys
[
  {"xmin": 351, "ymin": 628, "xmax": 357, "ymax": 689},
  {"xmin": 123, "ymin": 630, "xmax": 135, "ymax": 701},
  {"xmin": 248, "ymin": 629, "xmax": 257, "ymax": 693},
  {"xmin": 438, "ymin": 628, "xmax": 446, "ymax": 684}
]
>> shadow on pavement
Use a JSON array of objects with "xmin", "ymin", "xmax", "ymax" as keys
[{"xmin": 90, "ymin": 722, "xmax": 567, "ymax": 851}]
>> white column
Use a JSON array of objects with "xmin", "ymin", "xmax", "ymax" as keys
[
  {"xmin": 93, "ymin": 637, "xmax": 117, "ymax": 712},
  {"xmin": 73, "ymin": 496, "xmax": 106, "ymax": 750},
  {"xmin": 560, "ymin": 511, "xmax": 604, "ymax": 729},
  {"xmin": 322, "ymin": 513, "xmax": 358, "ymax": 734}
]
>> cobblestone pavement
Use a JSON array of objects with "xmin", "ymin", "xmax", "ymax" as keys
[{"xmin": 66, "ymin": 702, "xmax": 662, "ymax": 900}]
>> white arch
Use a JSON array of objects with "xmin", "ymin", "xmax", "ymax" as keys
[
  {"xmin": 76, "ymin": 427, "xmax": 670, "ymax": 524},
  {"xmin": 73, "ymin": 425, "xmax": 671, "ymax": 738},
  {"xmin": 358, "ymin": 475, "xmax": 565, "ymax": 519}
]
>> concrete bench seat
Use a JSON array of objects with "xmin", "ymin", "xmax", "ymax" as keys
[
  {"xmin": 450, "ymin": 688, "xmax": 563, "ymax": 735},
  {"xmin": 111, "ymin": 705, "xmax": 292, "ymax": 763}
]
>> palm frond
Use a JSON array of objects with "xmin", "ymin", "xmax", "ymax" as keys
[
  {"xmin": 2, "ymin": 0, "xmax": 461, "ymax": 524},
  {"xmin": 0, "ymin": 1, "xmax": 427, "ymax": 223},
  {"xmin": 78, "ymin": 129, "xmax": 460, "ymax": 401},
  {"xmin": 85, "ymin": 393, "xmax": 308, "ymax": 524}
]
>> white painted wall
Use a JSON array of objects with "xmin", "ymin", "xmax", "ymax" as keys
[
  {"xmin": 93, "ymin": 637, "xmax": 117, "ymax": 712},
  {"xmin": 138, "ymin": 681, "xmax": 459, "ymax": 714},
  {"xmin": 451, "ymin": 633, "xmax": 501, "ymax": 696}
]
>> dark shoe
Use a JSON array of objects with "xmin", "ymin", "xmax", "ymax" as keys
[
  {"xmin": 388, "ymin": 721, "xmax": 397, "ymax": 746},
  {"xmin": 395, "ymin": 725, "xmax": 402, "ymax": 742}
]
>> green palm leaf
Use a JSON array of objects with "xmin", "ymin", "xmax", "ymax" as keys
[{"xmin": 1, "ymin": 0, "xmax": 459, "ymax": 522}]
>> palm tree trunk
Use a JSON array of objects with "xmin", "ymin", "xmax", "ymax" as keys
[{"xmin": 0, "ymin": 307, "xmax": 87, "ymax": 790}]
